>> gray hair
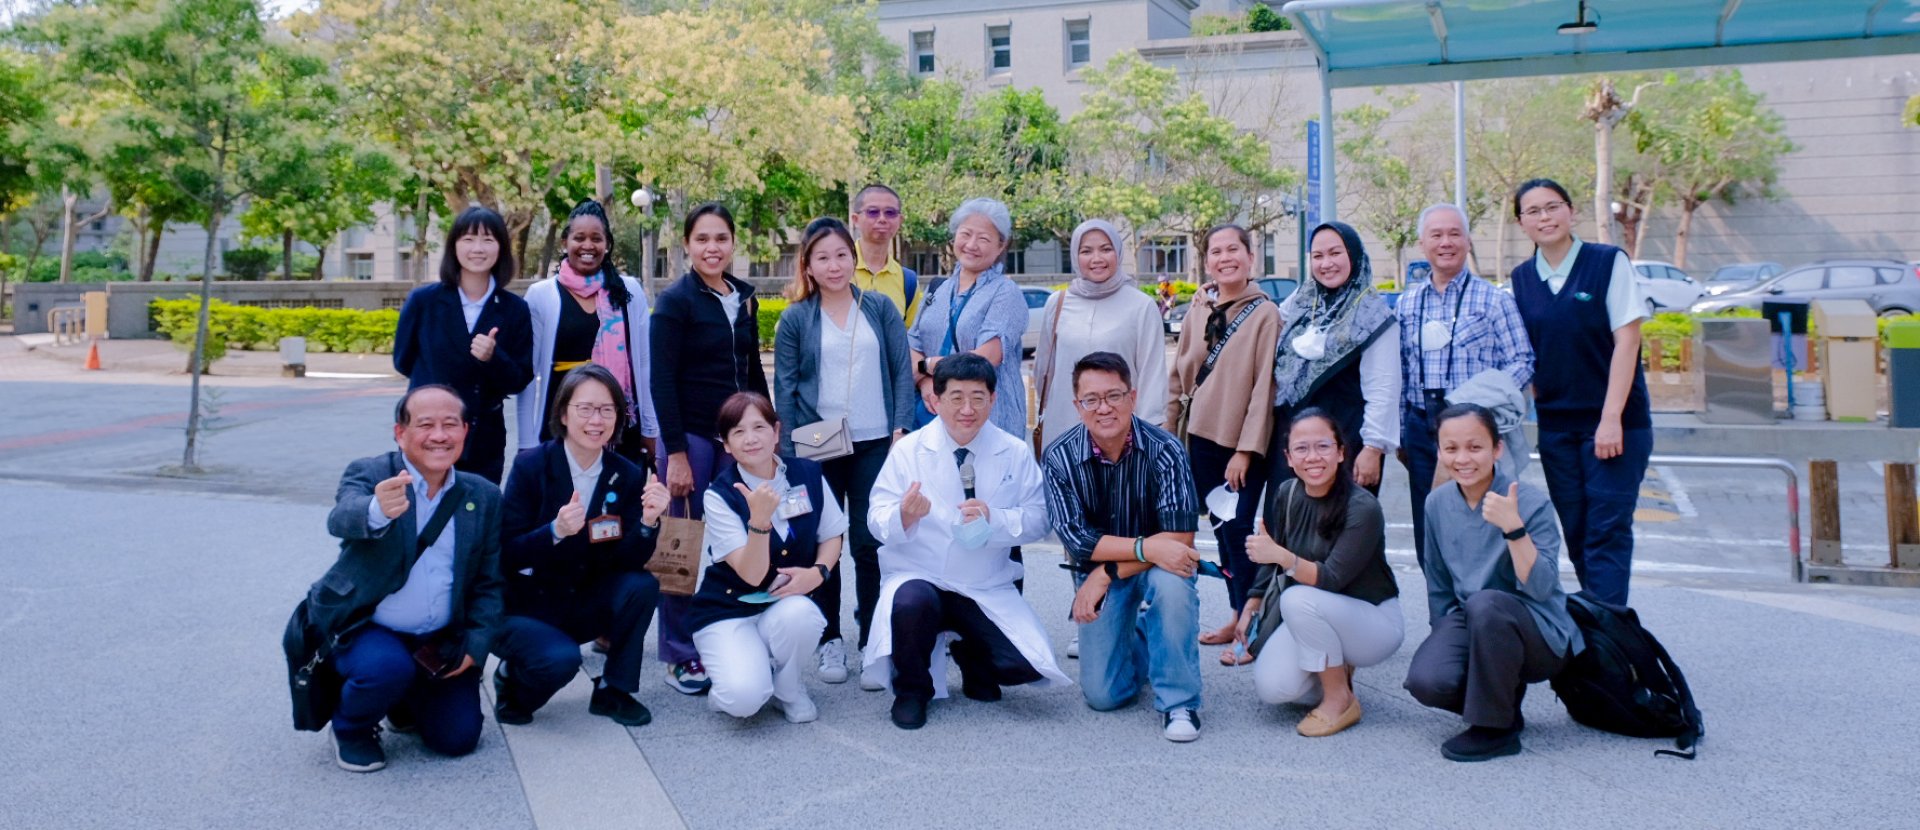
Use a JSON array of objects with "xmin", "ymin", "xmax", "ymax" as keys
[
  {"xmin": 1416, "ymin": 203, "xmax": 1470, "ymax": 238},
  {"xmin": 949, "ymin": 197, "xmax": 1012, "ymax": 244}
]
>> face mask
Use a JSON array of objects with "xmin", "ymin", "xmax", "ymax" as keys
[
  {"xmin": 1420, "ymin": 319, "xmax": 1452, "ymax": 352},
  {"xmin": 954, "ymin": 516, "xmax": 993, "ymax": 549},
  {"xmin": 1292, "ymin": 327, "xmax": 1327, "ymax": 360},
  {"xmin": 1205, "ymin": 484, "xmax": 1239, "ymax": 526}
]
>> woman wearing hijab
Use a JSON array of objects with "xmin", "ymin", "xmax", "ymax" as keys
[
  {"xmin": 1032, "ymin": 219, "xmax": 1168, "ymax": 452},
  {"xmin": 1267, "ymin": 221, "xmax": 1401, "ymax": 495}
]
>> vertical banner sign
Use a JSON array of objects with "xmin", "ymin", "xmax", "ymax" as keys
[{"xmin": 1305, "ymin": 119, "xmax": 1322, "ymax": 228}]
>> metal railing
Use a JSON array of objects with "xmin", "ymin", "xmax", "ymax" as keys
[{"xmin": 47, "ymin": 307, "xmax": 87, "ymax": 346}]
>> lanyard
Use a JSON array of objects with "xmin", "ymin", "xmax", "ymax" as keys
[
  {"xmin": 1416, "ymin": 277, "xmax": 1470, "ymax": 393},
  {"xmin": 940, "ymin": 279, "xmax": 979, "ymax": 357}
]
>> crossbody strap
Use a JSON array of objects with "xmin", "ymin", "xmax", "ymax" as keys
[
  {"xmin": 1196, "ymin": 295, "xmax": 1265, "ymax": 389},
  {"xmin": 1033, "ymin": 294, "xmax": 1067, "ymax": 430}
]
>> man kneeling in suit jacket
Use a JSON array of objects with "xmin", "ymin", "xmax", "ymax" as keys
[{"xmin": 308, "ymin": 385, "xmax": 505, "ymax": 773}]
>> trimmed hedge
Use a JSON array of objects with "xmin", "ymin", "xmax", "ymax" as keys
[
  {"xmin": 757, "ymin": 297, "xmax": 786, "ymax": 349},
  {"xmin": 151, "ymin": 298, "xmax": 400, "ymax": 367}
]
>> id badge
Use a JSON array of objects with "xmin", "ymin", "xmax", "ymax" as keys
[
  {"xmin": 588, "ymin": 514, "xmax": 623, "ymax": 543},
  {"xmin": 777, "ymin": 487, "xmax": 813, "ymax": 520}
]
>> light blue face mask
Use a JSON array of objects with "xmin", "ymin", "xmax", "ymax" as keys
[{"xmin": 954, "ymin": 516, "xmax": 993, "ymax": 549}]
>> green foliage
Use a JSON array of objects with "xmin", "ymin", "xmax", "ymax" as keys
[
  {"xmin": 1337, "ymin": 92, "xmax": 1445, "ymax": 273},
  {"xmin": 150, "ymin": 298, "xmax": 401, "ymax": 358},
  {"xmin": 1906, "ymin": 94, "xmax": 1920, "ymax": 127},
  {"xmin": 27, "ymin": 250, "xmax": 126, "ymax": 282},
  {"xmin": 1189, "ymin": 14, "xmax": 1248, "ymax": 37},
  {"xmin": 1247, "ymin": 6, "xmax": 1292, "ymax": 32},
  {"xmin": 1626, "ymin": 70, "xmax": 1794, "ymax": 267},
  {"xmin": 0, "ymin": 53, "xmax": 44, "ymax": 218},
  {"xmin": 221, "ymin": 247, "xmax": 277, "ymax": 281},
  {"xmin": 756, "ymin": 297, "xmax": 787, "ymax": 348},
  {"xmin": 1138, "ymin": 280, "xmax": 1198, "ymax": 303}
]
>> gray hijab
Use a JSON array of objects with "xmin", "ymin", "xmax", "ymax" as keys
[{"xmin": 1067, "ymin": 219, "xmax": 1133, "ymax": 300}]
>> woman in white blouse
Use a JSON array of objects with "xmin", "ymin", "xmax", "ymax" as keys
[{"xmin": 1032, "ymin": 219, "xmax": 1169, "ymax": 452}]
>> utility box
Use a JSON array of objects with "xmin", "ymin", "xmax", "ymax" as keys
[
  {"xmin": 83, "ymin": 291, "xmax": 108, "ymax": 338},
  {"xmin": 1812, "ymin": 300, "xmax": 1878, "ymax": 422},
  {"xmin": 1697, "ymin": 317, "xmax": 1774, "ymax": 425},
  {"xmin": 279, "ymin": 336, "xmax": 307, "ymax": 378},
  {"xmin": 1889, "ymin": 320, "xmax": 1920, "ymax": 428}
]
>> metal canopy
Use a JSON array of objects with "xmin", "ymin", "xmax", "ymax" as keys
[{"xmin": 1282, "ymin": 0, "xmax": 1920, "ymax": 89}]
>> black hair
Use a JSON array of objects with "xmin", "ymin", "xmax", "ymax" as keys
[
  {"xmin": 1071, "ymin": 351, "xmax": 1132, "ymax": 394},
  {"xmin": 1512, "ymin": 178, "xmax": 1574, "ymax": 220},
  {"xmin": 682, "ymin": 202, "xmax": 736, "ymax": 242},
  {"xmin": 933, "ymin": 353, "xmax": 996, "ymax": 395},
  {"xmin": 548, "ymin": 363, "xmax": 629, "ymax": 447},
  {"xmin": 852, "ymin": 183, "xmax": 901, "ymax": 213},
  {"xmin": 438, "ymin": 206, "xmax": 516, "ymax": 288},
  {"xmin": 716, "ymin": 391, "xmax": 779, "ymax": 441},
  {"xmin": 1285, "ymin": 407, "xmax": 1352, "ymax": 539},
  {"xmin": 1435, "ymin": 402, "xmax": 1503, "ymax": 445},
  {"xmin": 787, "ymin": 216, "xmax": 858, "ymax": 302},
  {"xmin": 564, "ymin": 199, "xmax": 633, "ymax": 307},
  {"xmin": 395, "ymin": 384, "xmax": 471, "ymax": 425},
  {"xmin": 1201, "ymin": 223, "xmax": 1252, "ymax": 268}
]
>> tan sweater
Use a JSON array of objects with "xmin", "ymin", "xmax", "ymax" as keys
[{"xmin": 1166, "ymin": 290, "xmax": 1281, "ymax": 454}]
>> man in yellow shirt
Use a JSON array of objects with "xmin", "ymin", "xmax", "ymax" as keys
[{"xmin": 851, "ymin": 184, "xmax": 921, "ymax": 327}]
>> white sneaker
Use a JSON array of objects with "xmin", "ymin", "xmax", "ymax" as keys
[
  {"xmin": 817, "ymin": 639, "xmax": 849, "ymax": 684},
  {"xmin": 1163, "ymin": 709, "xmax": 1200, "ymax": 743},
  {"xmin": 773, "ymin": 694, "xmax": 819, "ymax": 724},
  {"xmin": 1066, "ymin": 636, "xmax": 1079, "ymax": 659}
]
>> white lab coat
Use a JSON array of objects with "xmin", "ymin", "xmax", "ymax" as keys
[{"xmin": 862, "ymin": 419, "xmax": 1071, "ymax": 698}]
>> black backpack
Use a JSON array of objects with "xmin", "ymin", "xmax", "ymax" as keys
[{"xmin": 1550, "ymin": 592, "xmax": 1703, "ymax": 759}]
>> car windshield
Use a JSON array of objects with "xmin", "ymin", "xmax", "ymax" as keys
[{"xmin": 1712, "ymin": 265, "xmax": 1761, "ymax": 282}]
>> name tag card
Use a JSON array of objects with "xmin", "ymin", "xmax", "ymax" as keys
[{"xmin": 588, "ymin": 514, "xmax": 623, "ymax": 543}]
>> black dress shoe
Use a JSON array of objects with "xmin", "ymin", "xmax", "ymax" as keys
[
  {"xmin": 1441, "ymin": 725, "xmax": 1523, "ymax": 762},
  {"xmin": 960, "ymin": 677, "xmax": 1002, "ymax": 702},
  {"xmin": 589, "ymin": 684, "xmax": 654, "ymax": 727},
  {"xmin": 890, "ymin": 695, "xmax": 929, "ymax": 730},
  {"xmin": 492, "ymin": 664, "xmax": 534, "ymax": 726}
]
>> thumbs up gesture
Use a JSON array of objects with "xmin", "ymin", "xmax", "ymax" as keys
[
  {"xmin": 1245, "ymin": 519, "xmax": 1291, "ymax": 566},
  {"xmin": 899, "ymin": 481, "xmax": 932, "ymax": 531},
  {"xmin": 1481, "ymin": 482, "xmax": 1525, "ymax": 535},
  {"xmin": 554, "ymin": 491, "xmax": 587, "ymax": 538},
  {"xmin": 374, "ymin": 470, "xmax": 413, "ymax": 519},
  {"xmin": 471, "ymin": 326, "xmax": 500, "ymax": 362}
]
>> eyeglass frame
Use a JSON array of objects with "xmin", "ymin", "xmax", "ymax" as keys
[
  {"xmin": 1072, "ymin": 389, "xmax": 1134, "ymax": 412},
  {"xmin": 1518, "ymin": 200, "xmax": 1570, "ymax": 220}
]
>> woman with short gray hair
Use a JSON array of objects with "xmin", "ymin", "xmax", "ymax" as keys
[{"xmin": 906, "ymin": 198, "xmax": 1030, "ymax": 438}]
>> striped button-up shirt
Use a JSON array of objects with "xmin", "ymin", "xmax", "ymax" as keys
[
  {"xmin": 1041, "ymin": 417, "xmax": 1199, "ymax": 568},
  {"xmin": 1396, "ymin": 272, "xmax": 1535, "ymax": 408}
]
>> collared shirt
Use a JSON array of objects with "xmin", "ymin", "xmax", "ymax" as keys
[
  {"xmin": 1395, "ymin": 271, "xmax": 1535, "ymax": 407},
  {"xmin": 856, "ymin": 251, "xmax": 916, "ymax": 327},
  {"xmin": 906, "ymin": 267, "xmax": 1031, "ymax": 437},
  {"xmin": 459, "ymin": 278, "xmax": 495, "ymax": 333},
  {"xmin": 1041, "ymin": 417, "xmax": 1199, "ymax": 567},
  {"xmin": 1531, "ymin": 237, "xmax": 1649, "ymax": 332},
  {"xmin": 565, "ymin": 444, "xmax": 603, "ymax": 508},
  {"xmin": 368, "ymin": 457, "xmax": 459, "ymax": 635},
  {"xmin": 702, "ymin": 458, "xmax": 848, "ymax": 562}
]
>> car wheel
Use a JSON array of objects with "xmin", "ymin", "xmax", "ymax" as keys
[
  {"xmin": 1879, "ymin": 307, "xmax": 1912, "ymax": 319},
  {"xmin": 1645, "ymin": 297, "xmax": 1661, "ymax": 315}
]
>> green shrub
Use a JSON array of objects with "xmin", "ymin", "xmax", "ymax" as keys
[
  {"xmin": 1248, "ymin": 5, "xmax": 1292, "ymax": 31},
  {"xmin": 26, "ymin": 251, "xmax": 128, "ymax": 283},
  {"xmin": 756, "ymin": 297, "xmax": 787, "ymax": 349},
  {"xmin": 222, "ymin": 247, "xmax": 278, "ymax": 281},
  {"xmin": 150, "ymin": 298, "xmax": 400, "ymax": 362}
]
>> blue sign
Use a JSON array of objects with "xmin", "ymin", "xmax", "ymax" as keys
[{"xmin": 1305, "ymin": 119, "xmax": 1321, "ymax": 228}]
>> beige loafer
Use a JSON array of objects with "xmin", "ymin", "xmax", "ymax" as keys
[{"xmin": 1296, "ymin": 700, "xmax": 1362, "ymax": 738}]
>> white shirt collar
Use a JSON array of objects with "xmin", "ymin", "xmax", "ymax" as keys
[
  {"xmin": 737, "ymin": 457, "xmax": 788, "ymax": 490},
  {"xmin": 460, "ymin": 278, "xmax": 496, "ymax": 309},
  {"xmin": 563, "ymin": 443, "xmax": 603, "ymax": 482},
  {"xmin": 1534, "ymin": 237, "xmax": 1584, "ymax": 283}
]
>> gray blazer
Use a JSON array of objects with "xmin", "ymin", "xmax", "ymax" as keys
[{"xmin": 773, "ymin": 287, "xmax": 915, "ymax": 454}]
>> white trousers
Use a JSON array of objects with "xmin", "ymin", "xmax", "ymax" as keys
[
  {"xmin": 692, "ymin": 596, "xmax": 826, "ymax": 718},
  {"xmin": 1253, "ymin": 587, "xmax": 1403, "ymax": 705}
]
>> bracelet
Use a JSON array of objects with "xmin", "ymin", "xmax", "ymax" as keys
[
  {"xmin": 1502, "ymin": 526, "xmax": 1528, "ymax": 541},
  {"xmin": 1133, "ymin": 536, "xmax": 1146, "ymax": 563},
  {"xmin": 814, "ymin": 563, "xmax": 832, "ymax": 582},
  {"xmin": 747, "ymin": 523, "xmax": 772, "ymax": 535}
]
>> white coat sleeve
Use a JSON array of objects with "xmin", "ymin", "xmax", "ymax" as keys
[
  {"xmin": 867, "ymin": 443, "xmax": 919, "ymax": 544},
  {"xmin": 1358, "ymin": 320, "xmax": 1403, "ymax": 453},
  {"xmin": 986, "ymin": 451, "xmax": 1050, "ymax": 547}
]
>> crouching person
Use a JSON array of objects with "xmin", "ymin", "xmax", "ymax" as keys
[
  {"xmin": 1403, "ymin": 403, "xmax": 1582, "ymax": 761},
  {"xmin": 491, "ymin": 365, "xmax": 670, "ymax": 728}
]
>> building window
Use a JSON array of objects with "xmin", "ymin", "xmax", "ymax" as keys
[
  {"xmin": 349, "ymin": 253, "xmax": 375, "ymax": 280},
  {"xmin": 1141, "ymin": 237, "xmax": 1186, "ymax": 276},
  {"xmin": 912, "ymin": 30, "xmax": 934, "ymax": 74},
  {"xmin": 399, "ymin": 251, "xmax": 416, "ymax": 279},
  {"xmin": 1066, "ymin": 19, "xmax": 1090, "ymax": 67},
  {"xmin": 1003, "ymin": 247, "xmax": 1026, "ymax": 275},
  {"xmin": 988, "ymin": 25, "xmax": 1011, "ymax": 73}
]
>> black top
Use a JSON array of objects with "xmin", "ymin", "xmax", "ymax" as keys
[
  {"xmin": 1252, "ymin": 479, "xmax": 1398, "ymax": 606},
  {"xmin": 649, "ymin": 272, "xmax": 770, "ymax": 453},
  {"xmin": 539, "ymin": 295, "xmax": 602, "ymax": 442},
  {"xmin": 391, "ymin": 282, "xmax": 534, "ymax": 414}
]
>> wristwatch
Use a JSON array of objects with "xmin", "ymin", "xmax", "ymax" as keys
[
  {"xmin": 1502, "ymin": 526, "xmax": 1529, "ymax": 541},
  {"xmin": 918, "ymin": 358, "xmax": 930, "ymax": 376},
  {"xmin": 814, "ymin": 563, "xmax": 832, "ymax": 582},
  {"xmin": 1102, "ymin": 561, "xmax": 1120, "ymax": 580}
]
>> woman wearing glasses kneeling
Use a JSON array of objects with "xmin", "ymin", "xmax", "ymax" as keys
[{"xmin": 1237, "ymin": 409, "xmax": 1401, "ymax": 738}]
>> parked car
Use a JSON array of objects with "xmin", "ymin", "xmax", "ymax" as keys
[
  {"xmin": 1689, "ymin": 259, "xmax": 1920, "ymax": 317},
  {"xmin": 1632, "ymin": 260, "xmax": 1705, "ymax": 312},
  {"xmin": 1256, "ymin": 277, "xmax": 1300, "ymax": 304},
  {"xmin": 1166, "ymin": 301, "xmax": 1191, "ymax": 336},
  {"xmin": 1021, "ymin": 286, "xmax": 1051, "ymax": 356},
  {"xmin": 1705, "ymin": 261, "xmax": 1783, "ymax": 296}
]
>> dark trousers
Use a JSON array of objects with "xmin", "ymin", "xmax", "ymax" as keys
[
  {"xmin": 492, "ymin": 571, "xmax": 660, "ymax": 709},
  {"xmin": 889, "ymin": 580, "xmax": 1042, "ymax": 702},
  {"xmin": 1404, "ymin": 591, "xmax": 1568, "ymax": 729},
  {"xmin": 1188, "ymin": 434, "xmax": 1268, "ymax": 613},
  {"xmin": 331, "ymin": 625, "xmax": 482, "ymax": 755},
  {"xmin": 656, "ymin": 432, "xmax": 731, "ymax": 666},
  {"xmin": 812, "ymin": 437, "xmax": 890, "ymax": 647},
  {"xmin": 456, "ymin": 406, "xmax": 508, "ymax": 484},
  {"xmin": 1399, "ymin": 404, "xmax": 1440, "ymax": 568},
  {"xmin": 1537, "ymin": 427, "xmax": 1652, "ymax": 607}
]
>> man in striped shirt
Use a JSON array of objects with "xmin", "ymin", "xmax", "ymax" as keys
[
  {"xmin": 1041, "ymin": 352, "xmax": 1205, "ymax": 742},
  {"xmin": 1396, "ymin": 204, "xmax": 1536, "ymax": 566}
]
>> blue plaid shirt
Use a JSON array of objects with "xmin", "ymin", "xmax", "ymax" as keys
[{"xmin": 1396, "ymin": 272, "xmax": 1534, "ymax": 408}]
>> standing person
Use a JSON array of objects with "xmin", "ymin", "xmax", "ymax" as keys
[
  {"xmin": 1396, "ymin": 204, "xmax": 1534, "ymax": 567},
  {"xmin": 1167, "ymin": 223, "xmax": 1280, "ymax": 661},
  {"xmin": 1032, "ymin": 219, "xmax": 1169, "ymax": 451},
  {"xmin": 1238, "ymin": 410, "xmax": 1401, "ymax": 738},
  {"xmin": 290, "ymin": 386, "xmax": 503, "ymax": 773},
  {"xmin": 850, "ymin": 183, "xmax": 922, "ymax": 328},
  {"xmin": 864, "ymin": 355, "xmax": 1071, "ymax": 729},
  {"xmin": 906, "ymin": 197, "xmax": 1030, "ymax": 437},
  {"xmin": 516, "ymin": 200, "xmax": 659, "ymax": 468},
  {"xmin": 650, "ymin": 201, "xmax": 770, "ymax": 695},
  {"xmin": 1267, "ymin": 221, "xmax": 1400, "ymax": 495},
  {"xmin": 1042, "ymin": 352, "xmax": 1205, "ymax": 742},
  {"xmin": 773, "ymin": 217, "xmax": 915, "ymax": 687},
  {"xmin": 393, "ymin": 206, "xmax": 533, "ymax": 484},
  {"xmin": 1509, "ymin": 179, "xmax": 1652, "ymax": 607},
  {"xmin": 492, "ymin": 365, "xmax": 671, "ymax": 728},
  {"xmin": 1404, "ymin": 404, "xmax": 1580, "ymax": 762},
  {"xmin": 688, "ymin": 393, "xmax": 847, "ymax": 723}
]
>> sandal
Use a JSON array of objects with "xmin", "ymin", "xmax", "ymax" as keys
[
  {"xmin": 1218, "ymin": 648, "xmax": 1254, "ymax": 667},
  {"xmin": 1198, "ymin": 625, "xmax": 1236, "ymax": 646}
]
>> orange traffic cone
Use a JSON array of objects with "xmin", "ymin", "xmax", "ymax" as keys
[{"xmin": 84, "ymin": 338, "xmax": 102, "ymax": 371}]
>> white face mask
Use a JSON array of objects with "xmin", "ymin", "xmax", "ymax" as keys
[
  {"xmin": 1420, "ymin": 319, "xmax": 1453, "ymax": 352},
  {"xmin": 954, "ymin": 516, "xmax": 993, "ymax": 548},
  {"xmin": 1292, "ymin": 327, "xmax": 1328, "ymax": 360},
  {"xmin": 1205, "ymin": 484, "xmax": 1240, "ymax": 524}
]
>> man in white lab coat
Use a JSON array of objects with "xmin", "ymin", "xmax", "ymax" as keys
[{"xmin": 864, "ymin": 354, "xmax": 1072, "ymax": 729}]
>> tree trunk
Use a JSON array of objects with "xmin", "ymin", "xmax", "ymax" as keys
[
  {"xmin": 516, "ymin": 221, "xmax": 533, "ymax": 280},
  {"xmin": 1592, "ymin": 123, "xmax": 1613, "ymax": 245},
  {"xmin": 1674, "ymin": 201, "xmax": 1698, "ymax": 270},
  {"xmin": 1492, "ymin": 216, "xmax": 1509, "ymax": 280},
  {"xmin": 142, "ymin": 230, "xmax": 163, "ymax": 282},
  {"xmin": 412, "ymin": 191, "xmax": 431, "ymax": 281},
  {"xmin": 130, "ymin": 204, "xmax": 150, "ymax": 281},
  {"xmin": 58, "ymin": 187, "xmax": 77, "ymax": 283},
  {"xmin": 183, "ymin": 204, "xmax": 222, "ymax": 470},
  {"xmin": 538, "ymin": 218, "xmax": 558, "ymax": 280},
  {"xmin": 311, "ymin": 244, "xmax": 326, "ymax": 279},
  {"xmin": 282, "ymin": 229, "xmax": 295, "ymax": 281}
]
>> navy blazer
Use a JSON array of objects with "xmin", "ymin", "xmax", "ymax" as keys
[
  {"xmin": 393, "ymin": 282, "xmax": 534, "ymax": 414},
  {"xmin": 308, "ymin": 452, "xmax": 506, "ymax": 663},
  {"xmin": 500, "ymin": 441, "xmax": 658, "ymax": 617}
]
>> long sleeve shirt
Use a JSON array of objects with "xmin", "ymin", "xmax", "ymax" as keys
[
  {"xmin": 1040, "ymin": 418, "xmax": 1197, "ymax": 568},
  {"xmin": 1421, "ymin": 472, "xmax": 1582, "ymax": 657},
  {"xmin": 1395, "ymin": 273, "xmax": 1534, "ymax": 407}
]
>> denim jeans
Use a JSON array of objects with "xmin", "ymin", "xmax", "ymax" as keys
[{"xmin": 1076, "ymin": 567, "xmax": 1202, "ymax": 714}]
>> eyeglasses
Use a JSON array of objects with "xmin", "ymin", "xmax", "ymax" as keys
[
  {"xmin": 859, "ymin": 207, "xmax": 901, "ymax": 220},
  {"xmin": 939, "ymin": 392, "xmax": 991, "ymax": 410},
  {"xmin": 1520, "ymin": 201, "xmax": 1569, "ymax": 219},
  {"xmin": 570, "ymin": 403, "xmax": 620, "ymax": 421},
  {"xmin": 1073, "ymin": 390, "xmax": 1132, "ymax": 412},
  {"xmin": 1287, "ymin": 440, "xmax": 1339, "ymax": 458}
]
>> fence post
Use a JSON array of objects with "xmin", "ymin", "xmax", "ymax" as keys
[
  {"xmin": 1886, "ymin": 462, "xmax": 1920, "ymax": 569},
  {"xmin": 1809, "ymin": 460, "xmax": 1843, "ymax": 566}
]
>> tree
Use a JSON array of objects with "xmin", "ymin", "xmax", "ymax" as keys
[
  {"xmin": 1336, "ymin": 93, "xmax": 1448, "ymax": 277},
  {"xmin": 1581, "ymin": 76, "xmax": 1656, "ymax": 245},
  {"xmin": 240, "ymin": 142, "xmax": 398, "ymax": 280},
  {"xmin": 1627, "ymin": 70, "xmax": 1794, "ymax": 269},
  {"xmin": 1463, "ymin": 77, "xmax": 1593, "ymax": 275},
  {"xmin": 0, "ymin": 52, "xmax": 45, "ymax": 310}
]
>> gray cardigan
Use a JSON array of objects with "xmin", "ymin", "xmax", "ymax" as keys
[
  {"xmin": 1422, "ymin": 471, "xmax": 1582, "ymax": 657},
  {"xmin": 773, "ymin": 287, "xmax": 915, "ymax": 454}
]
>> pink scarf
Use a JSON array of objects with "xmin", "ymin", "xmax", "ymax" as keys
[{"xmin": 556, "ymin": 260, "xmax": 637, "ymax": 426}]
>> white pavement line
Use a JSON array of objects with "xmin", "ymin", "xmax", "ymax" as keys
[
  {"xmin": 482, "ymin": 657, "xmax": 688, "ymax": 830},
  {"xmin": 1654, "ymin": 465, "xmax": 1697, "ymax": 518},
  {"xmin": 1385, "ymin": 548, "xmax": 1750, "ymax": 574},
  {"xmin": 1690, "ymin": 588, "xmax": 1920, "ymax": 639},
  {"xmin": 1384, "ymin": 522, "xmax": 1886, "ymax": 552},
  {"xmin": 304, "ymin": 371, "xmax": 394, "ymax": 379}
]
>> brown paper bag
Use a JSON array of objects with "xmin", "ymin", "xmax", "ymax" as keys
[{"xmin": 646, "ymin": 499, "xmax": 702, "ymax": 596}]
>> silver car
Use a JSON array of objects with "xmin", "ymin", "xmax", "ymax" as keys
[
  {"xmin": 1690, "ymin": 259, "xmax": 1920, "ymax": 318},
  {"xmin": 1632, "ymin": 260, "xmax": 1704, "ymax": 312}
]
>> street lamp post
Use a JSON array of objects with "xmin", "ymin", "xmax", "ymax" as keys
[{"xmin": 630, "ymin": 186, "xmax": 655, "ymax": 297}]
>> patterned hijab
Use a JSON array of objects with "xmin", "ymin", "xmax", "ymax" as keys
[{"xmin": 1272, "ymin": 221, "xmax": 1395, "ymax": 407}]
